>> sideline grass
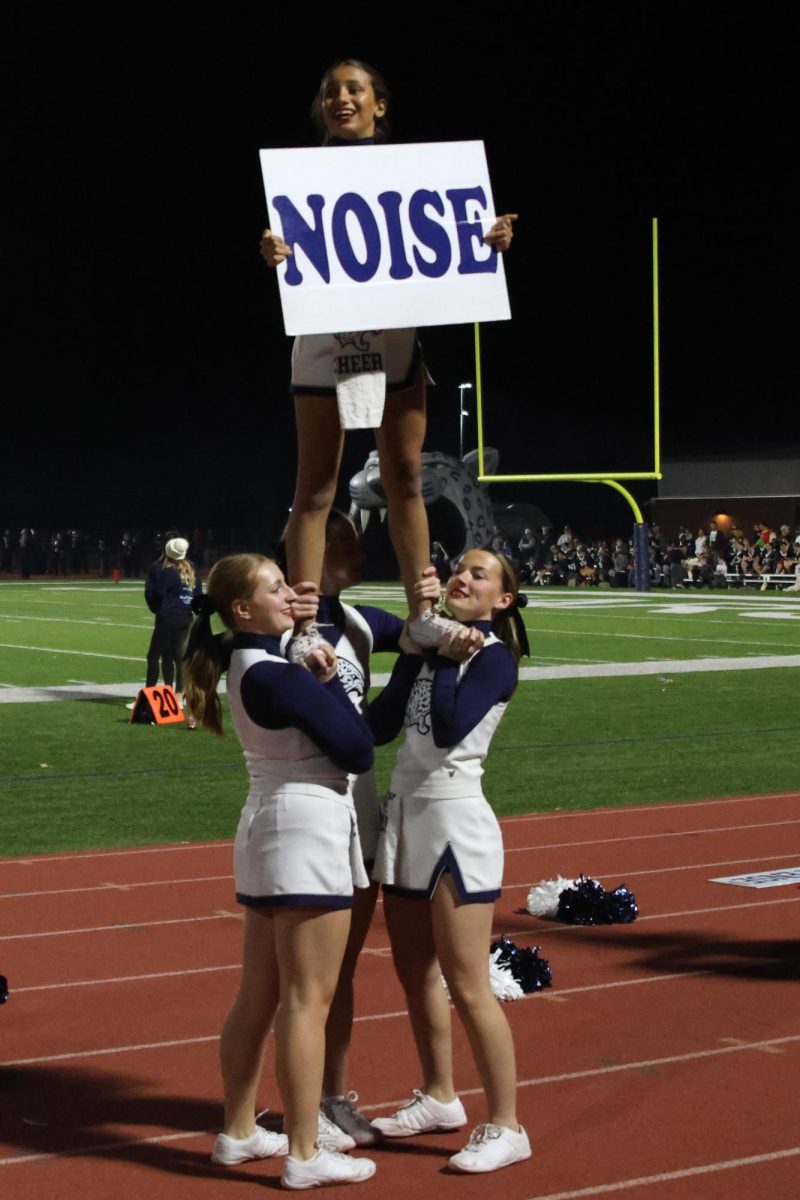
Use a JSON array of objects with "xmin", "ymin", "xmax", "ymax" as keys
[{"xmin": 1, "ymin": 582, "xmax": 799, "ymax": 856}]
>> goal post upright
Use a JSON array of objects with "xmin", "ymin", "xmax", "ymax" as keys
[{"xmin": 473, "ymin": 218, "xmax": 662, "ymax": 591}]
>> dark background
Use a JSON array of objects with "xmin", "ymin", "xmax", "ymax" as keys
[{"xmin": 4, "ymin": 1, "xmax": 797, "ymax": 544}]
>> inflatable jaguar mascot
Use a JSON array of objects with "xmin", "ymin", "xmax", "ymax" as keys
[{"xmin": 348, "ymin": 447, "xmax": 500, "ymax": 567}]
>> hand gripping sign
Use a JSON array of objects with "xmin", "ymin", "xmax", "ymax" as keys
[{"xmin": 260, "ymin": 141, "xmax": 511, "ymax": 337}]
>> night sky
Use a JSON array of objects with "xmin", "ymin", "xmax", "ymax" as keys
[{"xmin": 4, "ymin": 2, "xmax": 798, "ymax": 539}]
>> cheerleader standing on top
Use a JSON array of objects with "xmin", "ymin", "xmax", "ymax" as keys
[
  {"xmin": 366, "ymin": 548, "xmax": 532, "ymax": 1174},
  {"xmin": 182, "ymin": 554, "xmax": 377, "ymax": 1189},
  {"xmin": 260, "ymin": 58, "xmax": 517, "ymax": 654}
]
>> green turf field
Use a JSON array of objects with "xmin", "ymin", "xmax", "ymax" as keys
[{"xmin": 1, "ymin": 581, "xmax": 799, "ymax": 856}]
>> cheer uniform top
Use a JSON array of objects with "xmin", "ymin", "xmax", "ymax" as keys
[
  {"xmin": 288, "ymin": 136, "xmax": 425, "ymax": 428},
  {"xmin": 368, "ymin": 622, "xmax": 517, "ymax": 902},
  {"xmin": 226, "ymin": 631, "xmax": 374, "ymax": 909}
]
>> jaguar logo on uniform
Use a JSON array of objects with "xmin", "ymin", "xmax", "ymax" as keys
[
  {"xmin": 404, "ymin": 677, "xmax": 432, "ymax": 736},
  {"xmin": 336, "ymin": 656, "xmax": 365, "ymax": 700},
  {"xmin": 334, "ymin": 331, "xmax": 382, "ymax": 353}
]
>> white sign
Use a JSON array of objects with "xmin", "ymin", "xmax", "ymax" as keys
[
  {"xmin": 260, "ymin": 141, "xmax": 511, "ymax": 336},
  {"xmin": 710, "ymin": 866, "xmax": 800, "ymax": 889}
]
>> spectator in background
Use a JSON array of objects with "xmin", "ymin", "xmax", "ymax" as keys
[{"xmin": 142, "ymin": 537, "xmax": 202, "ymax": 702}]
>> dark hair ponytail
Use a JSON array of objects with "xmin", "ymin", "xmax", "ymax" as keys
[{"xmin": 489, "ymin": 552, "xmax": 529, "ymax": 665}]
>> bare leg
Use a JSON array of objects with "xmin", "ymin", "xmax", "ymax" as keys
[
  {"xmin": 374, "ymin": 373, "xmax": 432, "ymax": 618},
  {"xmin": 323, "ymin": 880, "xmax": 380, "ymax": 1096},
  {"xmin": 432, "ymin": 876, "xmax": 519, "ymax": 1130},
  {"xmin": 285, "ymin": 396, "xmax": 345, "ymax": 588},
  {"xmin": 219, "ymin": 908, "xmax": 280, "ymax": 1139},
  {"xmin": 383, "ymin": 890, "xmax": 455, "ymax": 1101},
  {"xmin": 273, "ymin": 907, "xmax": 351, "ymax": 1160}
]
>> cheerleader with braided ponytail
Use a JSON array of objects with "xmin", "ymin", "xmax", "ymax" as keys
[{"xmin": 183, "ymin": 554, "xmax": 378, "ymax": 1189}]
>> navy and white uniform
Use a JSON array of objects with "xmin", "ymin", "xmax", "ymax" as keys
[
  {"xmin": 368, "ymin": 621, "xmax": 517, "ymax": 903},
  {"xmin": 226, "ymin": 632, "xmax": 374, "ymax": 909}
]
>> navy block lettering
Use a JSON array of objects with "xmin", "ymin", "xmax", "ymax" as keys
[
  {"xmin": 273, "ymin": 194, "xmax": 329, "ymax": 286},
  {"xmin": 377, "ymin": 191, "xmax": 413, "ymax": 280},
  {"xmin": 332, "ymin": 193, "xmax": 382, "ymax": 282},
  {"xmin": 409, "ymin": 190, "xmax": 451, "ymax": 278},
  {"xmin": 446, "ymin": 187, "xmax": 497, "ymax": 275}
]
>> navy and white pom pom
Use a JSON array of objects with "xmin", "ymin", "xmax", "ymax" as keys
[
  {"xmin": 490, "ymin": 936, "xmax": 552, "ymax": 994},
  {"xmin": 556, "ymin": 875, "xmax": 638, "ymax": 925},
  {"xmin": 527, "ymin": 876, "xmax": 573, "ymax": 918}
]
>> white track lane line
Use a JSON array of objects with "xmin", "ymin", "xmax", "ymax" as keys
[
  {"xmin": 502, "ymin": 852, "xmax": 800, "ymax": 889},
  {"xmin": 0, "ymin": 874, "xmax": 232, "ymax": 900},
  {"xmin": 500, "ymin": 789, "xmax": 800, "ymax": 822},
  {"xmin": 0, "ymin": 841, "xmax": 232, "ymax": 867},
  {"xmin": 4, "ymin": 850, "xmax": 794, "ymax": 903},
  {"xmin": 505, "ymin": 817, "xmax": 800, "ymax": 853},
  {"xmin": 518, "ymin": 1146, "xmax": 800, "ymax": 1200},
  {"xmin": 13, "ymin": 963, "xmax": 708, "ymax": 998},
  {"xmin": 4, "ymin": 891, "xmax": 800, "ymax": 944},
  {"xmin": 2, "ymin": 791, "xmax": 797, "ymax": 869},
  {"xmin": 3, "ymin": 1032, "xmax": 797, "ymax": 1111}
]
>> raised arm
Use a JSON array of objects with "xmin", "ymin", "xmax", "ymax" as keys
[{"xmin": 430, "ymin": 641, "xmax": 517, "ymax": 748}]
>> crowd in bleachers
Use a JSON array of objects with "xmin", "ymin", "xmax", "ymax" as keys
[
  {"xmin": 489, "ymin": 521, "xmax": 800, "ymax": 590},
  {"xmin": 4, "ymin": 520, "xmax": 800, "ymax": 591}
]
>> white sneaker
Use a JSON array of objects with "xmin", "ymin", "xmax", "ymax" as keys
[
  {"xmin": 211, "ymin": 1125, "xmax": 289, "ymax": 1165},
  {"xmin": 317, "ymin": 1108, "xmax": 356, "ymax": 1151},
  {"xmin": 407, "ymin": 609, "xmax": 463, "ymax": 650},
  {"xmin": 321, "ymin": 1092, "xmax": 380, "ymax": 1146},
  {"xmin": 448, "ymin": 1123, "xmax": 532, "ymax": 1173},
  {"xmin": 281, "ymin": 1147, "xmax": 376, "ymax": 1189},
  {"xmin": 371, "ymin": 1089, "xmax": 466, "ymax": 1138}
]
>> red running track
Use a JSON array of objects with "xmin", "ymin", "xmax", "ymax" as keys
[{"xmin": 1, "ymin": 790, "xmax": 799, "ymax": 1199}]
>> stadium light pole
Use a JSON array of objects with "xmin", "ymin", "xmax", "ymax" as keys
[{"xmin": 458, "ymin": 382, "xmax": 472, "ymax": 460}]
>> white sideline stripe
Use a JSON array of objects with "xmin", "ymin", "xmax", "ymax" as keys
[
  {"xmin": 517, "ymin": 1147, "xmax": 800, "ymax": 1200},
  {"xmin": 3, "ymin": 851, "xmax": 790, "ymax": 903},
  {"xmin": 1, "ymin": 792, "xmax": 796, "ymax": 870},
  {"xmin": 0, "ymin": 679, "xmax": 229, "ymax": 704},
  {"xmin": 505, "ymin": 817, "xmax": 800, "ymax": 853},
  {"xmin": 0, "ymin": 874, "xmax": 232, "ymax": 900},
  {"xmin": 0, "ymin": 613, "xmax": 150, "ymax": 630},
  {"xmin": 0, "ymin": 643, "xmax": 141, "ymax": 662},
  {"xmin": 3, "ymin": 891, "xmax": 798, "ymax": 945},
  {"xmin": 4, "ymin": 654, "xmax": 800, "ymax": 704}
]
